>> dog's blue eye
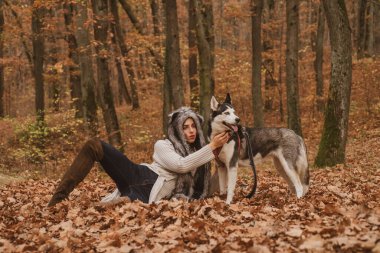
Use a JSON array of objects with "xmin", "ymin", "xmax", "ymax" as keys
[{"xmin": 224, "ymin": 112, "xmax": 230, "ymax": 115}]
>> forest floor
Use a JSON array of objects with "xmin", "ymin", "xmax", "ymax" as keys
[{"xmin": 0, "ymin": 58, "xmax": 379, "ymax": 252}]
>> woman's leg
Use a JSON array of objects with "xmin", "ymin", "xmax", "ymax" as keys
[
  {"xmin": 99, "ymin": 142, "xmax": 158, "ymax": 203},
  {"xmin": 48, "ymin": 138, "xmax": 158, "ymax": 206},
  {"xmin": 47, "ymin": 138, "xmax": 103, "ymax": 206}
]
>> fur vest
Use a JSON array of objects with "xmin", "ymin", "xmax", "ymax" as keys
[{"xmin": 167, "ymin": 107, "xmax": 211, "ymax": 199}]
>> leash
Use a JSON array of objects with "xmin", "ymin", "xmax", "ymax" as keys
[
  {"xmin": 243, "ymin": 130, "xmax": 257, "ymax": 198},
  {"xmin": 212, "ymin": 130, "xmax": 241, "ymax": 164}
]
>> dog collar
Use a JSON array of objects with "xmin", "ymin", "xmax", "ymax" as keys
[{"xmin": 213, "ymin": 131, "xmax": 241, "ymax": 162}]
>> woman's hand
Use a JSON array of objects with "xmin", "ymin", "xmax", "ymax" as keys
[{"xmin": 209, "ymin": 132, "xmax": 230, "ymax": 150}]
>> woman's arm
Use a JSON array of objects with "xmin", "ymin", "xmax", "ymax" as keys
[
  {"xmin": 153, "ymin": 140, "xmax": 214, "ymax": 173},
  {"xmin": 153, "ymin": 132, "xmax": 230, "ymax": 174}
]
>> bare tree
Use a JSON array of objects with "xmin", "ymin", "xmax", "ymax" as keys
[
  {"xmin": 149, "ymin": 0, "xmax": 162, "ymax": 77},
  {"xmin": 110, "ymin": 0, "xmax": 139, "ymax": 110},
  {"xmin": 119, "ymin": 0, "xmax": 163, "ymax": 69},
  {"xmin": 189, "ymin": 0, "xmax": 199, "ymax": 110},
  {"xmin": 372, "ymin": 1, "xmax": 380, "ymax": 55},
  {"xmin": 92, "ymin": 0, "xmax": 122, "ymax": 147},
  {"xmin": 149, "ymin": 0, "xmax": 160, "ymax": 37},
  {"xmin": 262, "ymin": 0, "xmax": 276, "ymax": 111},
  {"xmin": 315, "ymin": 0, "xmax": 352, "ymax": 167},
  {"xmin": 251, "ymin": 0, "xmax": 264, "ymax": 127},
  {"xmin": 364, "ymin": 0, "xmax": 374, "ymax": 57},
  {"xmin": 194, "ymin": 0, "xmax": 214, "ymax": 134},
  {"xmin": 163, "ymin": 0, "xmax": 184, "ymax": 108},
  {"xmin": 110, "ymin": 29, "xmax": 132, "ymax": 106},
  {"xmin": 286, "ymin": 0, "xmax": 302, "ymax": 137},
  {"xmin": 162, "ymin": 0, "xmax": 185, "ymax": 133},
  {"xmin": 314, "ymin": 2, "xmax": 325, "ymax": 112},
  {"xmin": 0, "ymin": 0, "xmax": 4, "ymax": 117},
  {"xmin": 277, "ymin": 1, "xmax": 285, "ymax": 122},
  {"xmin": 74, "ymin": 0, "xmax": 98, "ymax": 134},
  {"xmin": 357, "ymin": 0, "xmax": 367, "ymax": 59},
  {"xmin": 31, "ymin": 0, "xmax": 46, "ymax": 123},
  {"xmin": 63, "ymin": 0, "xmax": 83, "ymax": 118},
  {"xmin": 46, "ymin": 9, "xmax": 60, "ymax": 112}
]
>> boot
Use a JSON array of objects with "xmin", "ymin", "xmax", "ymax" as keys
[{"xmin": 48, "ymin": 138, "xmax": 103, "ymax": 207}]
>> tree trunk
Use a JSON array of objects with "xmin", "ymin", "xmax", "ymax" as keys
[
  {"xmin": 0, "ymin": 0, "xmax": 4, "ymax": 118},
  {"xmin": 286, "ymin": 0, "xmax": 302, "ymax": 137},
  {"xmin": 63, "ymin": 0, "xmax": 83, "ymax": 118},
  {"xmin": 116, "ymin": 59, "xmax": 132, "ymax": 106},
  {"xmin": 119, "ymin": 0, "xmax": 163, "ymax": 69},
  {"xmin": 202, "ymin": 0, "xmax": 215, "ymax": 78},
  {"xmin": 163, "ymin": 0, "xmax": 184, "ymax": 109},
  {"xmin": 189, "ymin": 0, "xmax": 199, "ymax": 110},
  {"xmin": 136, "ymin": 5, "xmax": 148, "ymax": 80},
  {"xmin": 309, "ymin": 0, "xmax": 318, "ymax": 51},
  {"xmin": 194, "ymin": 0, "xmax": 214, "ymax": 135},
  {"xmin": 74, "ymin": 0, "xmax": 98, "ymax": 134},
  {"xmin": 92, "ymin": 0, "xmax": 122, "ymax": 147},
  {"xmin": 110, "ymin": 0, "xmax": 132, "ymax": 105},
  {"xmin": 364, "ymin": 1, "xmax": 373, "ymax": 57},
  {"xmin": 232, "ymin": 17, "xmax": 239, "ymax": 52},
  {"xmin": 149, "ymin": 0, "xmax": 161, "ymax": 78},
  {"xmin": 357, "ymin": 0, "xmax": 367, "ymax": 59},
  {"xmin": 47, "ymin": 9, "xmax": 60, "ymax": 113},
  {"xmin": 110, "ymin": 0, "xmax": 139, "ymax": 110},
  {"xmin": 149, "ymin": 0, "xmax": 160, "ymax": 37},
  {"xmin": 262, "ymin": 0, "xmax": 276, "ymax": 111},
  {"xmin": 162, "ymin": 75, "xmax": 172, "ymax": 136},
  {"xmin": 217, "ymin": 0, "xmax": 226, "ymax": 49},
  {"xmin": 314, "ymin": 3, "xmax": 325, "ymax": 112},
  {"xmin": 32, "ymin": 1, "xmax": 45, "ymax": 123},
  {"xmin": 350, "ymin": 0, "xmax": 357, "ymax": 50},
  {"xmin": 251, "ymin": 0, "xmax": 264, "ymax": 127},
  {"xmin": 374, "ymin": 3, "xmax": 380, "ymax": 55},
  {"xmin": 278, "ymin": 13, "xmax": 284, "ymax": 123},
  {"xmin": 110, "ymin": 29, "xmax": 132, "ymax": 106},
  {"xmin": 315, "ymin": 0, "xmax": 352, "ymax": 167}
]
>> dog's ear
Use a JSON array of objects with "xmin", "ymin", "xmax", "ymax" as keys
[
  {"xmin": 210, "ymin": 96, "xmax": 219, "ymax": 111},
  {"xmin": 224, "ymin": 93, "xmax": 232, "ymax": 104}
]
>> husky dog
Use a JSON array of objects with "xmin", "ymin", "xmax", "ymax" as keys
[{"xmin": 209, "ymin": 94, "xmax": 309, "ymax": 204}]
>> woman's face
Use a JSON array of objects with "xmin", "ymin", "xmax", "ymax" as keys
[{"xmin": 183, "ymin": 118, "xmax": 197, "ymax": 144}]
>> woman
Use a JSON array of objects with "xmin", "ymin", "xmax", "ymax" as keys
[{"xmin": 47, "ymin": 107, "xmax": 229, "ymax": 206}]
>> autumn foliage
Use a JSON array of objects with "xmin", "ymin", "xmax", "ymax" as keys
[{"xmin": 0, "ymin": 0, "xmax": 380, "ymax": 252}]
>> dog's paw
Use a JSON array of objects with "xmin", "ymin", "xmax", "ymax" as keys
[
  {"xmin": 295, "ymin": 187, "xmax": 304, "ymax": 198},
  {"xmin": 172, "ymin": 193, "xmax": 191, "ymax": 201},
  {"xmin": 198, "ymin": 193, "xmax": 209, "ymax": 200}
]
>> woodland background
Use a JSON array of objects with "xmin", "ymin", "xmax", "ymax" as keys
[{"xmin": 0, "ymin": 0, "xmax": 379, "ymax": 252}]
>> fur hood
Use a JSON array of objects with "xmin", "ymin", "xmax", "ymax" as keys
[{"xmin": 167, "ymin": 107, "xmax": 206, "ymax": 157}]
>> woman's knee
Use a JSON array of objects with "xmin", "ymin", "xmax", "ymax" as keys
[{"xmin": 83, "ymin": 138, "xmax": 104, "ymax": 160}]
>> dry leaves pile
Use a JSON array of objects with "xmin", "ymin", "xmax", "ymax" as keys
[
  {"xmin": 1, "ymin": 129, "xmax": 379, "ymax": 253},
  {"xmin": 0, "ymin": 128, "xmax": 379, "ymax": 252}
]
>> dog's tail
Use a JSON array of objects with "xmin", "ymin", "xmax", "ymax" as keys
[{"xmin": 296, "ymin": 137, "xmax": 309, "ymax": 196}]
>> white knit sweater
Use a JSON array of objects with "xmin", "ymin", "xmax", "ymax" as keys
[{"xmin": 101, "ymin": 139, "xmax": 215, "ymax": 204}]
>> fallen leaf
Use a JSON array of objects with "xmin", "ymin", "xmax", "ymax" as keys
[
  {"xmin": 299, "ymin": 235, "xmax": 325, "ymax": 250},
  {"xmin": 285, "ymin": 227, "xmax": 303, "ymax": 238}
]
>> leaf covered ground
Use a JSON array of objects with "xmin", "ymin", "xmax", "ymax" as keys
[{"xmin": 1, "ymin": 126, "xmax": 379, "ymax": 252}]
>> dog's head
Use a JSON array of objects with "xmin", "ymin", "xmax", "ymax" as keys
[{"xmin": 210, "ymin": 93, "xmax": 241, "ymax": 134}]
